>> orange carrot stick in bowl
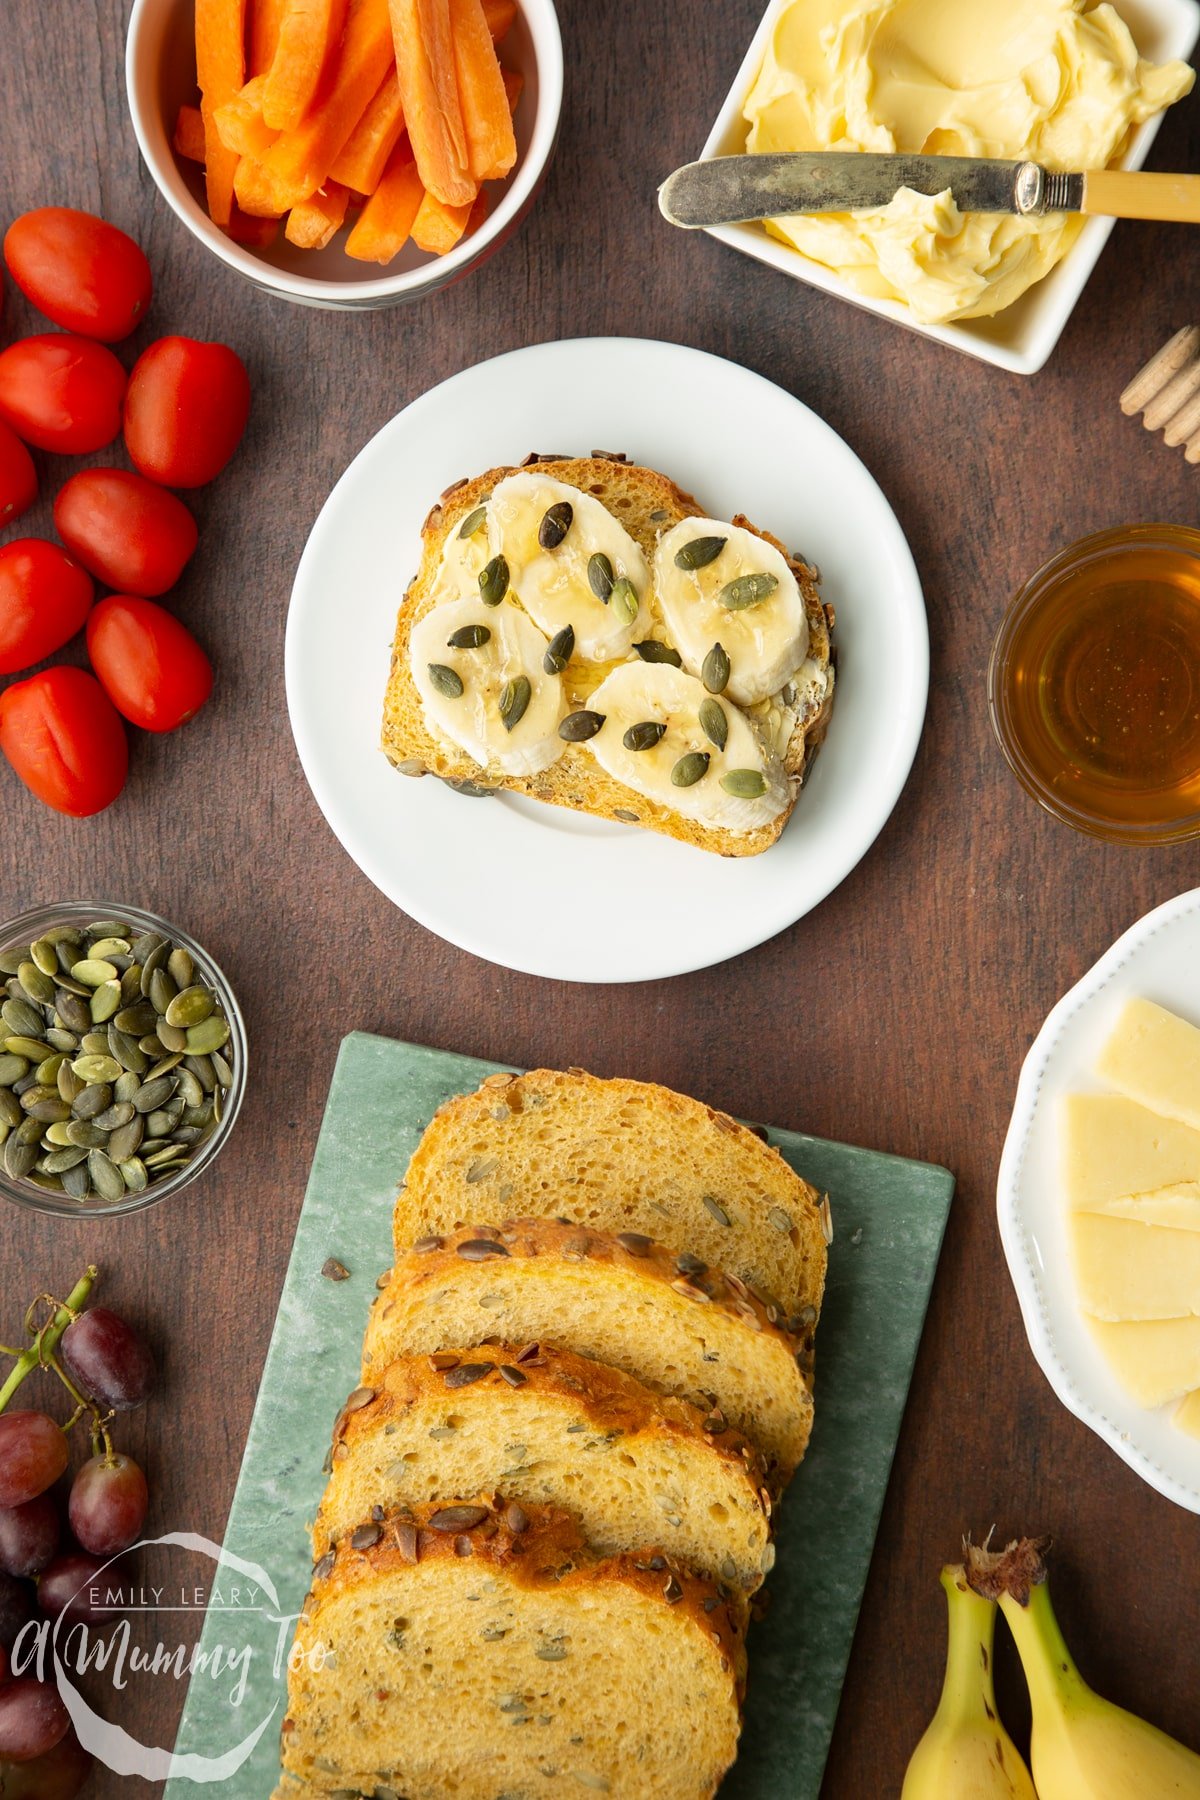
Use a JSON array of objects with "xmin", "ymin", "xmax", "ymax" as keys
[
  {"xmin": 285, "ymin": 180, "xmax": 351, "ymax": 245},
  {"xmin": 447, "ymin": 0, "xmax": 514, "ymax": 183},
  {"xmin": 262, "ymin": 0, "xmax": 394, "ymax": 206},
  {"xmin": 249, "ymin": 0, "xmax": 291, "ymax": 74},
  {"xmin": 329, "ymin": 66, "xmax": 405, "ymax": 191},
  {"xmin": 196, "ymin": 0, "xmax": 247, "ymax": 227},
  {"xmin": 263, "ymin": 0, "xmax": 349, "ymax": 131},
  {"xmin": 410, "ymin": 184, "xmax": 474, "ymax": 253},
  {"xmin": 233, "ymin": 155, "xmax": 289, "ymax": 216},
  {"xmin": 387, "ymin": 0, "xmax": 473, "ymax": 205},
  {"xmin": 214, "ymin": 74, "xmax": 281, "ymax": 158},
  {"xmin": 174, "ymin": 104, "xmax": 207, "ymax": 163},
  {"xmin": 480, "ymin": 0, "xmax": 515, "ymax": 40},
  {"xmin": 344, "ymin": 138, "xmax": 426, "ymax": 260}
]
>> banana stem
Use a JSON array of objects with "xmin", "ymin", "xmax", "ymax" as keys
[
  {"xmin": 938, "ymin": 1565, "xmax": 1001, "ymax": 1721},
  {"xmin": 0, "ymin": 1267, "xmax": 97, "ymax": 1414}
]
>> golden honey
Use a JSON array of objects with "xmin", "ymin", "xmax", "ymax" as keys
[{"xmin": 990, "ymin": 526, "xmax": 1200, "ymax": 841}]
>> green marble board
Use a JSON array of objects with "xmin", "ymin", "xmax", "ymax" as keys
[{"xmin": 166, "ymin": 1033, "xmax": 954, "ymax": 1797}]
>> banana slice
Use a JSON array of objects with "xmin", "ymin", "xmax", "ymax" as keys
[
  {"xmin": 653, "ymin": 518, "xmax": 809, "ymax": 707},
  {"xmin": 488, "ymin": 473, "xmax": 650, "ymax": 663},
  {"xmin": 410, "ymin": 599, "xmax": 565, "ymax": 777},
  {"xmin": 428, "ymin": 499, "xmax": 491, "ymax": 604},
  {"xmin": 581, "ymin": 661, "xmax": 790, "ymax": 832}
]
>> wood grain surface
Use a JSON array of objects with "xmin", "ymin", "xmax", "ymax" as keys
[{"xmin": 2, "ymin": 2, "xmax": 1200, "ymax": 1794}]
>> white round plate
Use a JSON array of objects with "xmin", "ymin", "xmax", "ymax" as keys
[
  {"xmin": 285, "ymin": 338, "xmax": 927, "ymax": 981},
  {"xmin": 998, "ymin": 887, "xmax": 1200, "ymax": 1512}
]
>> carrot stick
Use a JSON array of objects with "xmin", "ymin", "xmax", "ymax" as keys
[
  {"xmin": 249, "ymin": 0, "xmax": 291, "ymax": 75},
  {"xmin": 226, "ymin": 204, "xmax": 282, "ymax": 244},
  {"xmin": 285, "ymin": 180, "xmax": 351, "ymax": 246},
  {"xmin": 173, "ymin": 104, "xmax": 207, "ymax": 163},
  {"xmin": 262, "ymin": 0, "xmax": 394, "ymax": 206},
  {"xmin": 410, "ymin": 184, "xmax": 473, "ymax": 252},
  {"xmin": 196, "ymin": 0, "xmax": 248, "ymax": 227},
  {"xmin": 263, "ymin": 0, "xmax": 349, "ymax": 131},
  {"xmin": 501, "ymin": 65, "xmax": 522, "ymax": 114},
  {"xmin": 446, "ymin": 0, "xmax": 514, "ymax": 183},
  {"xmin": 214, "ymin": 74, "xmax": 281, "ymax": 158},
  {"xmin": 387, "ymin": 0, "xmax": 473, "ymax": 205},
  {"xmin": 329, "ymin": 67, "xmax": 405, "ymax": 191},
  {"xmin": 480, "ymin": 0, "xmax": 515, "ymax": 39},
  {"xmin": 344, "ymin": 138, "xmax": 425, "ymax": 260},
  {"xmin": 233, "ymin": 155, "xmax": 289, "ymax": 215}
]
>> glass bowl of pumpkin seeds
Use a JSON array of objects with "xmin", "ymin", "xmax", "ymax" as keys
[{"xmin": 0, "ymin": 902, "xmax": 246, "ymax": 1217}]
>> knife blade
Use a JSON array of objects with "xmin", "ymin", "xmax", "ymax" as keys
[{"xmin": 659, "ymin": 154, "xmax": 1200, "ymax": 227}]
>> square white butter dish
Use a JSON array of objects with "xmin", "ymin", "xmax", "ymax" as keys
[{"xmin": 698, "ymin": 0, "xmax": 1200, "ymax": 374}]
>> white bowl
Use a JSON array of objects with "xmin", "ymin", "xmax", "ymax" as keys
[
  {"xmin": 997, "ymin": 887, "xmax": 1200, "ymax": 1513},
  {"xmin": 698, "ymin": 0, "xmax": 1200, "ymax": 374},
  {"xmin": 125, "ymin": 0, "xmax": 562, "ymax": 309}
]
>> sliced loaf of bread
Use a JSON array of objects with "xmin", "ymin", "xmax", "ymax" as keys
[
  {"xmin": 314, "ymin": 1346, "xmax": 772, "ymax": 1589},
  {"xmin": 393, "ymin": 1066, "xmax": 830, "ymax": 1321},
  {"xmin": 277, "ymin": 1502, "xmax": 744, "ymax": 1800},
  {"xmin": 362, "ymin": 1220, "xmax": 815, "ymax": 1481}
]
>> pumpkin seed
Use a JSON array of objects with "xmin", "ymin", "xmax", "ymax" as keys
[
  {"xmin": 61, "ymin": 1162, "xmax": 90, "ymax": 1200},
  {"xmin": 114, "ymin": 1071, "xmax": 141, "ymax": 1104},
  {"xmin": 90, "ymin": 981, "xmax": 122, "ymax": 1024},
  {"xmin": 184, "ymin": 1016, "xmax": 229, "ymax": 1056},
  {"xmin": 130, "ymin": 931, "xmax": 164, "ymax": 964},
  {"xmin": 30, "ymin": 939, "xmax": 59, "ymax": 977},
  {"xmin": 428, "ymin": 663, "xmax": 464, "ymax": 699},
  {"xmin": 478, "ymin": 554, "xmax": 509, "ymax": 606},
  {"xmin": 43, "ymin": 1148, "xmax": 88, "ymax": 1175},
  {"xmin": 72, "ymin": 1055, "xmax": 122, "ymax": 1085},
  {"xmin": 559, "ymin": 709, "xmax": 606, "ymax": 743},
  {"xmin": 634, "ymin": 639, "xmax": 683, "ymax": 667},
  {"xmin": 44, "ymin": 1030, "xmax": 78, "ymax": 1054},
  {"xmin": 149, "ymin": 967, "xmax": 177, "ymax": 1015},
  {"xmin": 622, "ymin": 721, "xmax": 665, "ymax": 752},
  {"xmin": 65, "ymin": 1120, "xmax": 108, "ymax": 1150},
  {"xmin": 156, "ymin": 1020, "xmax": 188, "ymax": 1053},
  {"xmin": 108, "ymin": 1027, "xmax": 148, "ymax": 1074},
  {"xmin": 720, "ymin": 572, "xmax": 778, "ymax": 610},
  {"xmin": 6, "ymin": 1038, "xmax": 49, "ymax": 1063},
  {"xmin": 609, "ymin": 578, "xmax": 638, "ymax": 625},
  {"xmin": 457, "ymin": 504, "xmax": 487, "ymax": 540},
  {"xmin": 498, "ymin": 676, "xmax": 531, "ymax": 733},
  {"xmin": 587, "ymin": 552, "xmax": 614, "ymax": 601},
  {"xmin": 55, "ymin": 990, "xmax": 91, "ymax": 1034},
  {"xmin": 0, "ymin": 1090, "xmax": 21, "ymax": 1128},
  {"xmin": 144, "ymin": 1054, "xmax": 183, "ymax": 1083},
  {"xmin": 107, "ymin": 1118, "xmax": 144, "ymax": 1164},
  {"xmin": 185, "ymin": 1054, "xmax": 216, "ymax": 1092},
  {"xmin": 79, "ymin": 1033, "xmax": 109, "ymax": 1056},
  {"xmin": 674, "ymin": 535, "xmax": 726, "ymax": 571},
  {"xmin": 88, "ymin": 1150, "xmax": 126, "ymax": 1203},
  {"xmin": 56, "ymin": 1063, "xmax": 84, "ymax": 1105},
  {"xmin": 119, "ymin": 1157, "xmax": 148, "ymax": 1193},
  {"xmin": 0, "ymin": 951, "xmax": 24, "ymax": 977},
  {"xmin": 93, "ymin": 1102, "xmax": 135, "ymax": 1132},
  {"xmin": 88, "ymin": 937, "xmax": 130, "ymax": 960},
  {"xmin": 139, "ymin": 940, "xmax": 169, "ymax": 997},
  {"xmin": 71, "ymin": 959, "xmax": 118, "ymax": 988},
  {"xmin": 167, "ymin": 947, "xmax": 193, "ymax": 989},
  {"xmin": 73, "ymin": 1083, "xmax": 112, "ymax": 1120},
  {"xmin": 446, "ymin": 624, "xmax": 491, "ymax": 651},
  {"xmin": 671, "ymin": 751, "xmax": 710, "ymax": 788},
  {"xmin": 702, "ymin": 1195, "xmax": 731, "ymax": 1227},
  {"xmin": 210, "ymin": 1051, "xmax": 233, "ymax": 1088},
  {"xmin": 538, "ymin": 501, "xmax": 573, "ymax": 549},
  {"xmin": 0, "ymin": 1054, "xmax": 29, "ymax": 1086},
  {"xmin": 115, "ymin": 1003, "xmax": 156, "ymax": 1036},
  {"xmin": 23, "ymin": 1095, "xmax": 70, "ymax": 1124},
  {"xmin": 699, "ymin": 699, "xmax": 728, "ymax": 751},
  {"xmin": 18, "ymin": 963, "xmax": 55, "ymax": 1006},
  {"xmin": 720, "ymin": 769, "xmax": 768, "ymax": 799},
  {"xmin": 543, "ymin": 624, "xmax": 574, "ymax": 675},
  {"xmin": 3, "ymin": 999, "xmax": 45, "ymax": 1039},
  {"xmin": 701, "ymin": 642, "xmax": 730, "ymax": 695},
  {"xmin": 133, "ymin": 1077, "xmax": 176, "ymax": 1114},
  {"xmin": 165, "ymin": 986, "xmax": 214, "ymax": 1029},
  {"xmin": 5, "ymin": 1137, "xmax": 37, "ymax": 1180}
]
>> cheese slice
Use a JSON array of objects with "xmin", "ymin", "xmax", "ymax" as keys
[
  {"xmin": 1071, "ymin": 1213, "xmax": 1200, "ymax": 1320},
  {"xmin": 1175, "ymin": 1389, "xmax": 1200, "ymax": 1439},
  {"xmin": 1087, "ymin": 1315, "xmax": 1200, "ymax": 1408},
  {"xmin": 1077, "ymin": 1183, "xmax": 1200, "ymax": 1234},
  {"xmin": 1061, "ymin": 1094, "xmax": 1200, "ymax": 1209},
  {"xmin": 1096, "ymin": 997, "xmax": 1200, "ymax": 1132}
]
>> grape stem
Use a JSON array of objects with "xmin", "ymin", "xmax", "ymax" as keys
[{"xmin": 0, "ymin": 1266, "xmax": 98, "ymax": 1415}]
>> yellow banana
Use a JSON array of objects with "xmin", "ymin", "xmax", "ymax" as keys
[
  {"xmin": 901, "ymin": 1563, "xmax": 1037, "ymax": 1799},
  {"xmin": 968, "ymin": 1536, "xmax": 1200, "ymax": 1800}
]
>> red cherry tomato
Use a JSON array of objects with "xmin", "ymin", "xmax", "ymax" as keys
[
  {"xmin": 53, "ymin": 469, "xmax": 197, "ymax": 597},
  {"xmin": 86, "ymin": 596, "xmax": 213, "ymax": 732},
  {"xmin": 0, "ymin": 423, "xmax": 36, "ymax": 527},
  {"xmin": 0, "ymin": 666, "xmax": 127, "ymax": 816},
  {"xmin": 4, "ymin": 208, "xmax": 152, "ymax": 343},
  {"xmin": 0, "ymin": 541, "xmax": 93, "ymax": 674},
  {"xmin": 123, "ymin": 336, "xmax": 251, "ymax": 488},
  {"xmin": 0, "ymin": 335, "xmax": 125, "ymax": 454}
]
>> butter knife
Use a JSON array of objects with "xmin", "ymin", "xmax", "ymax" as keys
[{"xmin": 659, "ymin": 154, "xmax": 1200, "ymax": 227}]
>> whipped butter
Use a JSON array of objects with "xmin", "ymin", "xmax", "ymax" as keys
[{"xmin": 742, "ymin": 0, "xmax": 1194, "ymax": 322}]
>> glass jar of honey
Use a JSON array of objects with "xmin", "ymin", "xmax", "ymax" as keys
[{"xmin": 989, "ymin": 524, "xmax": 1200, "ymax": 843}]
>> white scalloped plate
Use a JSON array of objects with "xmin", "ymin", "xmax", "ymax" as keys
[{"xmin": 998, "ymin": 887, "xmax": 1200, "ymax": 1511}]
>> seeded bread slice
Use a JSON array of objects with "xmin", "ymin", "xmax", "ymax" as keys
[
  {"xmin": 314, "ymin": 1345, "xmax": 773, "ymax": 1589},
  {"xmin": 277, "ymin": 1502, "xmax": 744, "ymax": 1800},
  {"xmin": 394, "ymin": 1065, "xmax": 830, "ymax": 1321},
  {"xmin": 362, "ymin": 1221, "xmax": 815, "ymax": 1482},
  {"xmin": 380, "ymin": 454, "xmax": 835, "ymax": 857}
]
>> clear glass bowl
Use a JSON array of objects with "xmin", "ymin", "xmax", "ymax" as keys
[
  {"xmin": 0, "ymin": 902, "xmax": 246, "ymax": 1219},
  {"xmin": 988, "ymin": 524, "xmax": 1200, "ymax": 844}
]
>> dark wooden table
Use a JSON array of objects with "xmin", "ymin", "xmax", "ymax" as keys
[{"xmin": 3, "ymin": 2, "xmax": 1200, "ymax": 1794}]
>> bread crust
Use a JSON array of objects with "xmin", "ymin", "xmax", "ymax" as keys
[{"xmin": 380, "ymin": 454, "xmax": 836, "ymax": 857}]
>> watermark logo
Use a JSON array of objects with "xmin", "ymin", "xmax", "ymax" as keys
[{"xmin": 11, "ymin": 1530, "xmax": 308, "ymax": 1782}]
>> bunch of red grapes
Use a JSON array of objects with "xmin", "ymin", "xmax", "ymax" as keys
[{"xmin": 0, "ymin": 1279, "xmax": 156, "ymax": 1796}]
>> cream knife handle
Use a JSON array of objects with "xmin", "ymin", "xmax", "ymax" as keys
[{"xmin": 1081, "ymin": 169, "xmax": 1200, "ymax": 223}]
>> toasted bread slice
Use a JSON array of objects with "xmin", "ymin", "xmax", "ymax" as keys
[
  {"xmin": 394, "ymin": 1066, "xmax": 829, "ymax": 1322},
  {"xmin": 363, "ymin": 1220, "xmax": 816, "ymax": 1481},
  {"xmin": 277, "ymin": 1502, "xmax": 744, "ymax": 1800},
  {"xmin": 381, "ymin": 454, "xmax": 835, "ymax": 856},
  {"xmin": 314, "ymin": 1345, "xmax": 773, "ymax": 1588}
]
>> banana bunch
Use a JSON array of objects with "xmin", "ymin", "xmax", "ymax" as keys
[{"xmin": 902, "ymin": 1537, "xmax": 1200, "ymax": 1799}]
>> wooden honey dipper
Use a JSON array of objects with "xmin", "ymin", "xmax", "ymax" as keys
[{"xmin": 1121, "ymin": 326, "xmax": 1200, "ymax": 463}]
